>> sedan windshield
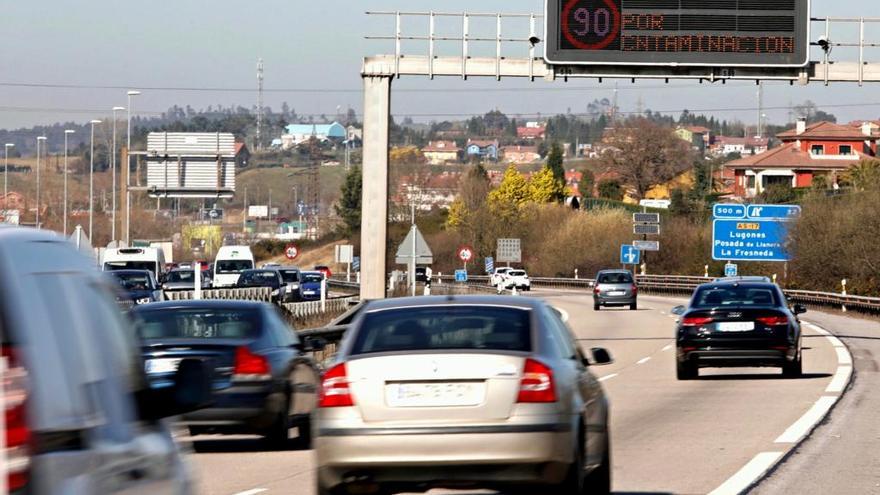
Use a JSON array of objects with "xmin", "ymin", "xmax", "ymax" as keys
[
  {"xmin": 166, "ymin": 270, "xmax": 195, "ymax": 283},
  {"xmin": 279, "ymin": 270, "xmax": 300, "ymax": 283},
  {"xmin": 238, "ymin": 271, "xmax": 279, "ymax": 286},
  {"xmin": 692, "ymin": 285, "xmax": 780, "ymax": 308},
  {"xmin": 112, "ymin": 272, "xmax": 153, "ymax": 291},
  {"xmin": 135, "ymin": 308, "xmax": 262, "ymax": 340},
  {"xmin": 351, "ymin": 306, "xmax": 532, "ymax": 355},
  {"xmin": 216, "ymin": 260, "xmax": 254, "ymax": 274}
]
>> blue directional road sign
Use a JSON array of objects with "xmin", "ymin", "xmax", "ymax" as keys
[
  {"xmin": 713, "ymin": 204, "xmax": 747, "ymax": 219},
  {"xmin": 485, "ymin": 257, "xmax": 495, "ymax": 274},
  {"xmin": 620, "ymin": 245, "xmax": 641, "ymax": 265},
  {"xmin": 746, "ymin": 204, "xmax": 802, "ymax": 220},
  {"xmin": 725, "ymin": 263, "xmax": 738, "ymax": 277},
  {"xmin": 454, "ymin": 269, "xmax": 468, "ymax": 282},
  {"xmin": 712, "ymin": 220, "xmax": 791, "ymax": 262}
]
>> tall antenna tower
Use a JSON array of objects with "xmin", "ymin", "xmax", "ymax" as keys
[
  {"xmin": 257, "ymin": 58, "xmax": 264, "ymax": 151},
  {"xmin": 756, "ymin": 82, "xmax": 764, "ymax": 138}
]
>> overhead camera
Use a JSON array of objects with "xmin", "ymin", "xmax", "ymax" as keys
[
  {"xmin": 528, "ymin": 35, "xmax": 541, "ymax": 47},
  {"xmin": 817, "ymin": 35, "xmax": 832, "ymax": 53}
]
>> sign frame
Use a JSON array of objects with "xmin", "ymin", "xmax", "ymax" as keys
[
  {"xmin": 633, "ymin": 240, "xmax": 659, "ymax": 252},
  {"xmin": 454, "ymin": 269, "xmax": 468, "ymax": 283},
  {"xmin": 497, "ymin": 238, "xmax": 522, "ymax": 264},
  {"xmin": 620, "ymin": 245, "xmax": 641, "ymax": 265},
  {"xmin": 543, "ymin": 0, "xmax": 811, "ymax": 68},
  {"xmin": 712, "ymin": 219, "xmax": 791, "ymax": 262}
]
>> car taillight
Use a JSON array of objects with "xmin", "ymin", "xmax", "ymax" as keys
[
  {"xmin": 631, "ymin": 284, "xmax": 638, "ymax": 294},
  {"xmin": 593, "ymin": 287, "xmax": 600, "ymax": 295},
  {"xmin": 232, "ymin": 346, "xmax": 271, "ymax": 380},
  {"xmin": 319, "ymin": 363, "xmax": 354, "ymax": 408},
  {"xmin": 2, "ymin": 345, "xmax": 30, "ymax": 491},
  {"xmin": 517, "ymin": 359, "xmax": 556, "ymax": 403},
  {"xmin": 682, "ymin": 316, "xmax": 713, "ymax": 327},
  {"xmin": 757, "ymin": 316, "xmax": 789, "ymax": 327}
]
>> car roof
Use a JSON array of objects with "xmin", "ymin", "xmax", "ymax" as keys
[
  {"xmin": 597, "ymin": 269, "xmax": 632, "ymax": 274},
  {"xmin": 698, "ymin": 281, "xmax": 779, "ymax": 290},
  {"xmin": 362, "ymin": 295, "xmax": 542, "ymax": 312},
  {"xmin": 108, "ymin": 269, "xmax": 153, "ymax": 276},
  {"xmin": 133, "ymin": 299, "xmax": 269, "ymax": 312}
]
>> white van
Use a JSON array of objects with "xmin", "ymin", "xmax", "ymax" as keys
[
  {"xmin": 213, "ymin": 245, "xmax": 255, "ymax": 287},
  {"xmin": 102, "ymin": 247, "xmax": 166, "ymax": 280}
]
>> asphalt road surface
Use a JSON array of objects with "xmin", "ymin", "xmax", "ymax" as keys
[{"xmin": 185, "ymin": 292, "xmax": 848, "ymax": 495}]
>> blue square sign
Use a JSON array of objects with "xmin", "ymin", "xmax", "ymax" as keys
[
  {"xmin": 620, "ymin": 245, "xmax": 641, "ymax": 265},
  {"xmin": 454, "ymin": 269, "xmax": 468, "ymax": 282}
]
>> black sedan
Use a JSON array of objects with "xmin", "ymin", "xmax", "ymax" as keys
[
  {"xmin": 108, "ymin": 269, "xmax": 163, "ymax": 305},
  {"xmin": 673, "ymin": 281, "xmax": 806, "ymax": 380},
  {"xmin": 132, "ymin": 300, "xmax": 323, "ymax": 448},
  {"xmin": 236, "ymin": 269, "xmax": 291, "ymax": 302}
]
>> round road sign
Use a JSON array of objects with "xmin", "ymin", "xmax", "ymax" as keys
[
  {"xmin": 457, "ymin": 245, "xmax": 475, "ymax": 263},
  {"xmin": 285, "ymin": 244, "xmax": 300, "ymax": 261}
]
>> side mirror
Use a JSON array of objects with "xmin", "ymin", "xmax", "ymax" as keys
[
  {"xmin": 671, "ymin": 305, "xmax": 686, "ymax": 316},
  {"xmin": 793, "ymin": 304, "xmax": 807, "ymax": 315},
  {"xmin": 138, "ymin": 358, "xmax": 213, "ymax": 421},
  {"xmin": 590, "ymin": 347, "xmax": 613, "ymax": 365}
]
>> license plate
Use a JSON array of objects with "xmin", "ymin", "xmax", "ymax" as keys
[
  {"xmin": 608, "ymin": 291, "xmax": 626, "ymax": 296},
  {"xmin": 385, "ymin": 382, "xmax": 484, "ymax": 407},
  {"xmin": 303, "ymin": 291, "xmax": 315, "ymax": 295},
  {"xmin": 717, "ymin": 322, "xmax": 755, "ymax": 332},
  {"xmin": 145, "ymin": 358, "xmax": 181, "ymax": 374}
]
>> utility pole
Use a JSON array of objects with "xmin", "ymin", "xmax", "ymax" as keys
[
  {"xmin": 257, "ymin": 58, "xmax": 264, "ymax": 151},
  {"xmin": 756, "ymin": 82, "xmax": 764, "ymax": 138}
]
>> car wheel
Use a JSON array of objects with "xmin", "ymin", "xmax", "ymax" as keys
[
  {"xmin": 585, "ymin": 433, "xmax": 611, "ymax": 495},
  {"xmin": 264, "ymin": 395, "xmax": 291, "ymax": 449},
  {"xmin": 593, "ymin": 303, "xmax": 600, "ymax": 311},
  {"xmin": 782, "ymin": 355, "xmax": 803, "ymax": 378},
  {"xmin": 676, "ymin": 360, "xmax": 698, "ymax": 380},
  {"xmin": 629, "ymin": 302, "xmax": 637, "ymax": 311}
]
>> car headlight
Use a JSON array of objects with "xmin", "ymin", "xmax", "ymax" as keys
[
  {"xmin": 136, "ymin": 297, "xmax": 152, "ymax": 305},
  {"xmin": 271, "ymin": 289, "xmax": 280, "ymax": 296}
]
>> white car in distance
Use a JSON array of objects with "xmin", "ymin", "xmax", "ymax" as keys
[
  {"xmin": 501, "ymin": 269, "xmax": 531, "ymax": 291},
  {"xmin": 490, "ymin": 267, "xmax": 512, "ymax": 287}
]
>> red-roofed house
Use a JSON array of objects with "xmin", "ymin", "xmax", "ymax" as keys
[
  {"xmin": 501, "ymin": 145, "xmax": 541, "ymax": 163},
  {"xmin": 517, "ymin": 126, "xmax": 546, "ymax": 140},
  {"xmin": 711, "ymin": 136, "xmax": 769, "ymax": 156},
  {"xmin": 725, "ymin": 120, "xmax": 878, "ymax": 197},
  {"xmin": 421, "ymin": 141, "xmax": 461, "ymax": 165},
  {"xmin": 234, "ymin": 142, "xmax": 250, "ymax": 168}
]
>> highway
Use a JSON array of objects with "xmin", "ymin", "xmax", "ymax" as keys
[{"xmin": 185, "ymin": 291, "xmax": 850, "ymax": 495}]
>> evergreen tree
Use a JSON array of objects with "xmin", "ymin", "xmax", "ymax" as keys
[{"xmin": 334, "ymin": 165, "xmax": 363, "ymax": 235}]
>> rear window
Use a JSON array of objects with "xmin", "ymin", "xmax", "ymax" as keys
[
  {"xmin": 280, "ymin": 270, "xmax": 300, "ymax": 283},
  {"xmin": 216, "ymin": 259, "xmax": 254, "ymax": 274},
  {"xmin": 167, "ymin": 270, "xmax": 195, "ymax": 282},
  {"xmin": 239, "ymin": 271, "xmax": 278, "ymax": 285},
  {"xmin": 135, "ymin": 308, "xmax": 262, "ymax": 340},
  {"xmin": 351, "ymin": 306, "xmax": 532, "ymax": 355},
  {"xmin": 598, "ymin": 272, "xmax": 633, "ymax": 284},
  {"xmin": 111, "ymin": 272, "xmax": 153, "ymax": 290},
  {"xmin": 692, "ymin": 285, "xmax": 779, "ymax": 308},
  {"xmin": 509, "ymin": 270, "xmax": 526, "ymax": 276},
  {"xmin": 302, "ymin": 273, "xmax": 323, "ymax": 283}
]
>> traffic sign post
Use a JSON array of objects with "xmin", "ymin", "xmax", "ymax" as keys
[
  {"xmin": 454, "ymin": 269, "xmax": 468, "ymax": 283},
  {"xmin": 485, "ymin": 256, "xmax": 495, "ymax": 274},
  {"xmin": 712, "ymin": 203, "xmax": 798, "ymax": 263},
  {"xmin": 285, "ymin": 244, "xmax": 299, "ymax": 261},
  {"xmin": 497, "ymin": 239, "xmax": 522, "ymax": 265},
  {"xmin": 633, "ymin": 240, "xmax": 659, "ymax": 251},
  {"xmin": 457, "ymin": 245, "xmax": 474, "ymax": 272},
  {"xmin": 620, "ymin": 245, "xmax": 641, "ymax": 267},
  {"xmin": 725, "ymin": 263, "xmax": 738, "ymax": 278},
  {"xmin": 632, "ymin": 211, "xmax": 660, "ymax": 272}
]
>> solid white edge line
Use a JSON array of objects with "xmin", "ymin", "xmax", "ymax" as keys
[
  {"xmin": 835, "ymin": 346, "xmax": 853, "ymax": 365},
  {"xmin": 774, "ymin": 396, "xmax": 838, "ymax": 444},
  {"xmin": 232, "ymin": 489, "xmax": 268, "ymax": 495},
  {"xmin": 827, "ymin": 335, "xmax": 846, "ymax": 348},
  {"xmin": 806, "ymin": 323, "xmax": 830, "ymax": 336},
  {"xmin": 662, "ymin": 344, "xmax": 673, "ymax": 351},
  {"xmin": 708, "ymin": 452, "xmax": 784, "ymax": 495},
  {"xmin": 826, "ymin": 365, "xmax": 852, "ymax": 394},
  {"xmin": 637, "ymin": 357, "xmax": 651, "ymax": 365},
  {"xmin": 597, "ymin": 373, "xmax": 618, "ymax": 382}
]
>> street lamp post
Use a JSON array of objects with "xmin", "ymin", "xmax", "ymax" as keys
[
  {"xmin": 112, "ymin": 106, "xmax": 125, "ymax": 242},
  {"xmin": 126, "ymin": 90, "xmax": 141, "ymax": 245},
  {"xmin": 3, "ymin": 143, "xmax": 13, "ymax": 207},
  {"xmin": 88, "ymin": 120, "xmax": 102, "ymax": 241},
  {"xmin": 63, "ymin": 130, "xmax": 75, "ymax": 236},
  {"xmin": 36, "ymin": 136, "xmax": 46, "ymax": 229}
]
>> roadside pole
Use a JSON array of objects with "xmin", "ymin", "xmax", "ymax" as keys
[
  {"xmin": 194, "ymin": 265, "xmax": 202, "ymax": 300},
  {"xmin": 321, "ymin": 276, "xmax": 327, "ymax": 313}
]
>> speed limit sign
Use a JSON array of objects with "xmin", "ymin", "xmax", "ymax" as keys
[
  {"xmin": 285, "ymin": 244, "xmax": 300, "ymax": 261},
  {"xmin": 457, "ymin": 245, "xmax": 474, "ymax": 263}
]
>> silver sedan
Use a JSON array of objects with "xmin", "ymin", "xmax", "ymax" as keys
[{"xmin": 314, "ymin": 295, "xmax": 613, "ymax": 495}]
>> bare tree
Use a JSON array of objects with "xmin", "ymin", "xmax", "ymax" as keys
[{"xmin": 599, "ymin": 117, "xmax": 694, "ymax": 200}]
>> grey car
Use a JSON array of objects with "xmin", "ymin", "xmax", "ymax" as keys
[
  {"xmin": 593, "ymin": 270, "xmax": 638, "ymax": 311},
  {"xmin": 163, "ymin": 268, "xmax": 212, "ymax": 291},
  {"xmin": 0, "ymin": 227, "xmax": 210, "ymax": 494},
  {"xmin": 314, "ymin": 295, "xmax": 613, "ymax": 495}
]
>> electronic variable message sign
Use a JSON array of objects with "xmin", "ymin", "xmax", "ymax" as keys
[{"xmin": 545, "ymin": 0, "xmax": 809, "ymax": 66}]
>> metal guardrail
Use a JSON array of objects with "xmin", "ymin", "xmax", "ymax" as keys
[
  {"xmin": 163, "ymin": 286, "xmax": 273, "ymax": 302},
  {"xmin": 283, "ymin": 297, "xmax": 359, "ymax": 319}
]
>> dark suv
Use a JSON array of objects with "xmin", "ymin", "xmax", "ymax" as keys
[{"xmin": 673, "ymin": 280, "xmax": 806, "ymax": 380}]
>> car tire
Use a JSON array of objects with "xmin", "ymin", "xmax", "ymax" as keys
[
  {"xmin": 629, "ymin": 302, "xmax": 637, "ymax": 311},
  {"xmin": 264, "ymin": 396, "xmax": 291, "ymax": 449},
  {"xmin": 676, "ymin": 360, "xmax": 698, "ymax": 380},
  {"xmin": 550, "ymin": 427, "xmax": 586, "ymax": 495},
  {"xmin": 294, "ymin": 415, "xmax": 312, "ymax": 449},
  {"xmin": 782, "ymin": 355, "xmax": 803, "ymax": 378},
  {"xmin": 593, "ymin": 302, "xmax": 600, "ymax": 311},
  {"xmin": 585, "ymin": 433, "xmax": 611, "ymax": 495}
]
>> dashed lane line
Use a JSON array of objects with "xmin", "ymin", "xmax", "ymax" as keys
[
  {"xmin": 637, "ymin": 357, "xmax": 651, "ymax": 365},
  {"xmin": 662, "ymin": 344, "xmax": 673, "ymax": 351},
  {"xmin": 232, "ymin": 489, "xmax": 268, "ymax": 495},
  {"xmin": 597, "ymin": 373, "xmax": 618, "ymax": 382},
  {"xmin": 708, "ymin": 452, "xmax": 784, "ymax": 495}
]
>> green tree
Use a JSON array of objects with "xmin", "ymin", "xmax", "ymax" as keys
[
  {"xmin": 547, "ymin": 142, "xmax": 565, "ymax": 183},
  {"xmin": 579, "ymin": 169, "xmax": 595, "ymax": 198},
  {"xmin": 758, "ymin": 183, "xmax": 796, "ymax": 204},
  {"xmin": 597, "ymin": 179, "xmax": 624, "ymax": 201},
  {"xmin": 844, "ymin": 159, "xmax": 880, "ymax": 191},
  {"xmin": 334, "ymin": 165, "xmax": 363, "ymax": 235},
  {"xmin": 669, "ymin": 188, "xmax": 693, "ymax": 215}
]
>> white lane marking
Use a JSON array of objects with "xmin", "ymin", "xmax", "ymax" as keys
[
  {"xmin": 805, "ymin": 322, "xmax": 830, "ymax": 336},
  {"xmin": 835, "ymin": 346, "xmax": 852, "ymax": 365},
  {"xmin": 662, "ymin": 344, "xmax": 673, "ymax": 351},
  {"xmin": 827, "ymin": 335, "xmax": 846, "ymax": 348},
  {"xmin": 775, "ymin": 396, "xmax": 838, "ymax": 444},
  {"xmin": 232, "ymin": 489, "xmax": 267, "ymax": 495},
  {"xmin": 554, "ymin": 306, "xmax": 570, "ymax": 323},
  {"xmin": 598, "ymin": 373, "xmax": 618, "ymax": 382},
  {"xmin": 708, "ymin": 451, "xmax": 784, "ymax": 495},
  {"xmin": 637, "ymin": 357, "xmax": 651, "ymax": 365},
  {"xmin": 826, "ymin": 365, "xmax": 852, "ymax": 394},
  {"xmin": 660, "ymin": 310, "xmax": 667, "ymax": 315}
]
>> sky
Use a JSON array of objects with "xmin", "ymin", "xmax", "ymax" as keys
[{"xmin": 1, "ymin": 0, "xmax": 879, "ymax": 134}]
